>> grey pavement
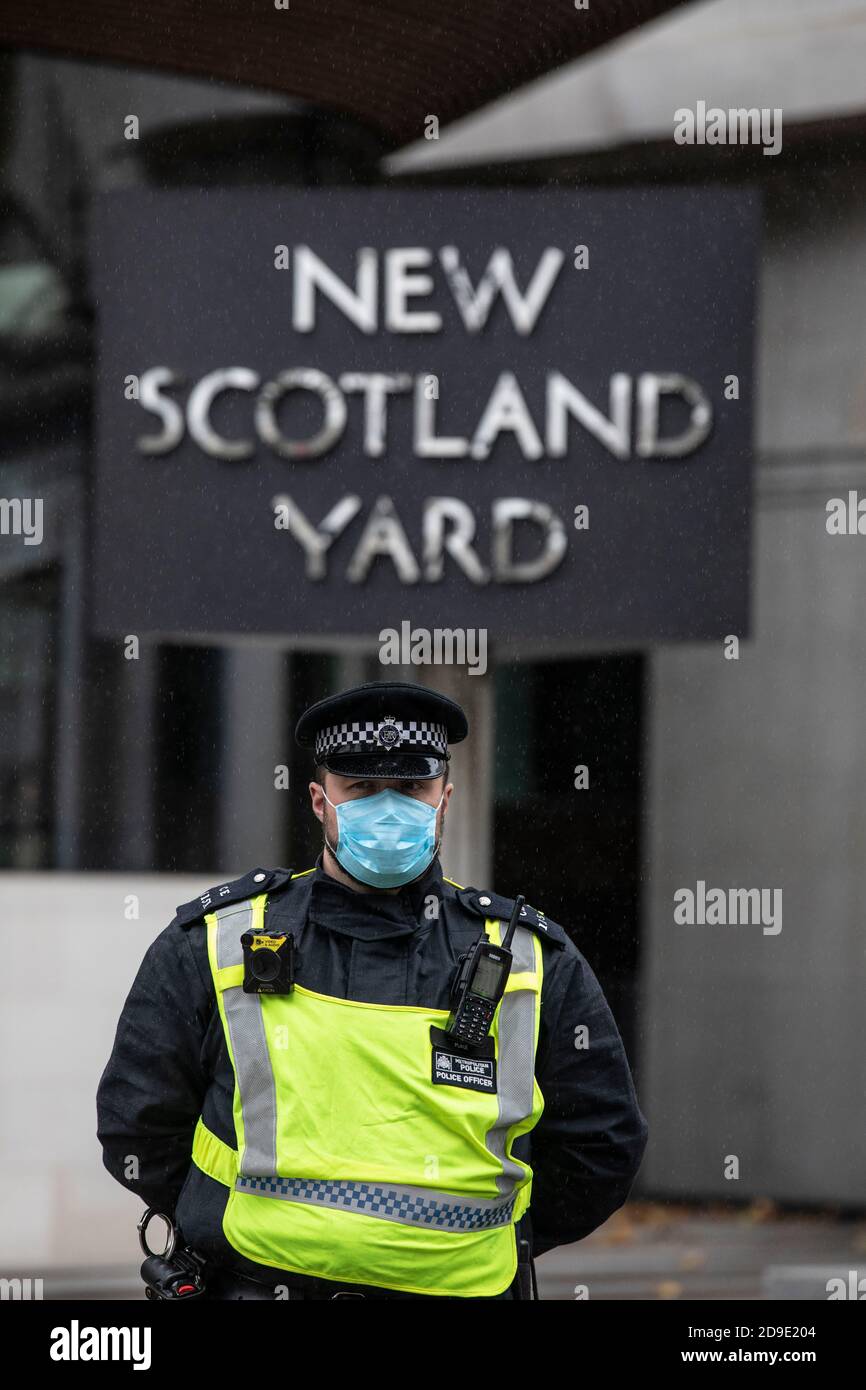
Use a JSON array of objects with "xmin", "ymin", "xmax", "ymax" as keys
[{"xmin": 536, "ymin": 1202, "xmax": 866, "ymax": 1301}]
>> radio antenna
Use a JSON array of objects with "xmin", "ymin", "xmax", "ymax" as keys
[{"xmin": 501, "ymin": 895, "xmax": 526, "ymax": 951}]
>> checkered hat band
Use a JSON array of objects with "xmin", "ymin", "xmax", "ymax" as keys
[{"xmin": 315, "ymin": 720, "xmax": 448, "ymax": 759}]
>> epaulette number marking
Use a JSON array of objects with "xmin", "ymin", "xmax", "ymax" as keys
[
  {"xmin": 518, "ymin": 901, "xmax": 547, "ymax": 931},
  {"xmin": 200, "ymin": 885, "xmax": 231, "ymax": 910}
]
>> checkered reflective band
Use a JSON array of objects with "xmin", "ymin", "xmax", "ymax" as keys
[
  {"xmin": 315, "ymin": 718, "xmax": 448, "ymax": 760},
  {"xmin": 236, "ymin": 1174, "xmax": 516, "ymax": 1231}
]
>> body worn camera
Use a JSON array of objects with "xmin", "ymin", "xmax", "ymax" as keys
[{"xmin": 241, "ymin": 928, "xmax": 295, "ymax": 994}]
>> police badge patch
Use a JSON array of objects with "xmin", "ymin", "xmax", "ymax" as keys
[
  {"xmin": 376, "ymin": 716, "xmax": 401, "ymax": 748},
  {"xmin": 431, "ymin": 1046, "xmax": 497, "ymax": 1093}
]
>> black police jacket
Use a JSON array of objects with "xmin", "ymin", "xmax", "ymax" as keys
[{"xmin": 96, "ymin": 854, "xmax": 648, "ymax": 1290}]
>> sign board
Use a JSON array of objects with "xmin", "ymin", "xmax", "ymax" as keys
[{"xmin": 90, "ymin": 187, "xmax": 758, "ymax": 643}]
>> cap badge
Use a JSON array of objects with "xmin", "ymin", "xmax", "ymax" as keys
[{"xmin": 376, "ymin": 716, "xmax": 402, "ymax": 748}]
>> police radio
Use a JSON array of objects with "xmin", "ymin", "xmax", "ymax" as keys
[
  {"xmin": 446, "ymin": 896, "xmax": 525, "ymax": 1046},
  {"xmin": 241, "ymin": 928, "xmax": 295, "ymax": 994}
]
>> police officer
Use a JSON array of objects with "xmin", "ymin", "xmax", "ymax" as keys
[{"xmin": 97, "ymin": 681, "xmax": 648, "ymax": 1300}]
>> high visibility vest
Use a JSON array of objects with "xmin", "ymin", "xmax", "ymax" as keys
[{"xmin": 191, "ymin": 875, "xmax": 545, "ymax": 1297}]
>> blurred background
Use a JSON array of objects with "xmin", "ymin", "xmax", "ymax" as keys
[{"xmin": 1, "ymin": 0, "xmax": 865, "ymax": 1298}]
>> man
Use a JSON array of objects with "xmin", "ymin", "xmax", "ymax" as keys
[{"xmin": 97, "ymin": 680, "xmax": 648, "ymax": 1300}]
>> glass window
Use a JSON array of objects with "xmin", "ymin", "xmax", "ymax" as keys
[
  {"xmin": 494, "ymin": 655, "xmax": 644, "ymax": 1062},
  {"xmin": 0, "ymin": 568, "xmax": 58, "ymax": 867}
]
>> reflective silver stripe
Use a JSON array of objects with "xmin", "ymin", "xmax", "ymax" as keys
[
  {"xmin": 214, "ymin": 900, "xmax": 277, "ymax": 1177},
  {"xmin": 215, "ymin": 901, "xmax": 247, "ymax": 969},
  {"xmin": 486, "ymin": 922, "xmax": 538, "ymax": 1198},
  {"xmin": 235, "ymin": 1175, "xmax": 515, "ymax": 1231}
]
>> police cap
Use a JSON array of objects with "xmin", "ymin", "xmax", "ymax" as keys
[{"xmin": 295, "ymin": 681, "xmax": 468, "ymax": 780}]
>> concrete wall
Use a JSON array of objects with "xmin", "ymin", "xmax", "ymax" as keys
[
  {"xmin": 0, "ymin": 874, "xmax": 218, "ymax": 1274},
  {"xmin": 638, "ymin": 169, "xmax": 866, "ymax": 1204}
]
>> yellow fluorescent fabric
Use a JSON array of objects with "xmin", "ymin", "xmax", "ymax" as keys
[
  {"xmin": 193, "ymin": 892, "xmax": 544, "ymax": 1297},
  {"xmin": 192, "ymin": 1115, "xmax": 237, "ymax": 1188}
]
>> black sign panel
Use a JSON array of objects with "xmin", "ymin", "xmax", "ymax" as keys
[{"xmin": 90, "ymin": 187, "xmax": 758, "ymax": 642}]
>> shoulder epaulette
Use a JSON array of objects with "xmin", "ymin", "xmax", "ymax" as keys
[
  {"xmin": 170, "ymin": 866, "xmax": 296, "ymax": 929},
  {"xmin": 454, "ymin": 886, "xmax": 567, "ymax": 950}
]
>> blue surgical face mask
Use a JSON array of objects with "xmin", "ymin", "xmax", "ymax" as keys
[{"xmin": 321, "ymin": 786, "xmax": 445, "ymax": 889}]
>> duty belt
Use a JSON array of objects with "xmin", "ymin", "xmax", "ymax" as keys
[{"xmin": 138, "ymin": 1208, "xmax": 535, "ymax": 1300}]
